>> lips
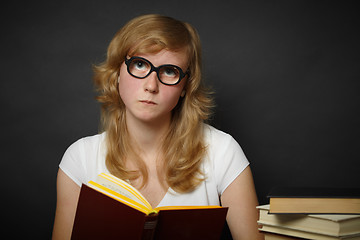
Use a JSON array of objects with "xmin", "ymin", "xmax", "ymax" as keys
[{"xmin": 140, "ymin": 100, "xmax": 157, "ymax": 105}]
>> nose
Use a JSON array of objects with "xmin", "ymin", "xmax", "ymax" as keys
[{"xmin": 143, "ymin": 71, "xmax": 159, "ymax": 93}]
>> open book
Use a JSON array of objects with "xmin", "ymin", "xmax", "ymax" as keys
[{"xmin": 71, "ymin": 173, "xmax": 228, "ymax": 240}]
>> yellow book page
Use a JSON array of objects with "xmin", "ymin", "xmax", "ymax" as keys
[
  {"xmin": 88, "ymin": 181, "xmax": 153, "ymax": 215},
  {"xmin": 155, "ymin": 205, "xmax": 222, "ymax": 211},
  {"xmin": 90, "ymin": 173, "xmax": 223, "ymax": 215},
  {"xmin": 97, "ymin": 173, "xmax": 152, "ymax": 210}
]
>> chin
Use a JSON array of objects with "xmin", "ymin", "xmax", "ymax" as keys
[{"xmin": 139, "ymin": 114, "xmax": 171, "ymax": 125}]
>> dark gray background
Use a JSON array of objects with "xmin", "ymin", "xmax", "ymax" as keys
[{"xmin": 1, "ymin": 0, "xmax": 359, "ymax": 238}]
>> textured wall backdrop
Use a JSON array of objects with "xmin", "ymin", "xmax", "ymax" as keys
[{"xmin": 1, "ymin": 0, "xmax": 359, "ymax": 238}]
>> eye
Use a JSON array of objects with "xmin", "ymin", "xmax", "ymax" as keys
[
  {"xmin": 132, "ymin": 59, "xmax": 149, "ymax": 71},
  {"xmin": 161, "ymin": 66, "xmax": 179, "ymax": 78}
]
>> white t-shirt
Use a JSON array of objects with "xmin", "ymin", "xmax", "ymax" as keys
[{"xmin": 59, "ymin": 124, "xmax": 249, "ymax": 207}]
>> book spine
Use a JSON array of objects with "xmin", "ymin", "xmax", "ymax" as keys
[{"xmin": 141, "ymin": 214, "xmax": 158, "ymax": 240}]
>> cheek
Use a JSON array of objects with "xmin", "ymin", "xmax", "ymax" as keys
[
  {"xmin": 164, "ymin": 92, "xmax": 180, "ymax": 108},
  {"xmin": 161, "ymin": 85, "xmax": 185, "ymax": 110},
  {"xmin": 118, "ymin": 72, "xmax": 138, "ymax": 104}
]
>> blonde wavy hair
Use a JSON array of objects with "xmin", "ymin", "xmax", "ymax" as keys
[{"xmin": 93, "ymin": 14, "xmax": 214, "ymax": 193}]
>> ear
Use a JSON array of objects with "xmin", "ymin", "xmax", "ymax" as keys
[{"xmin": 181, "ymin": 90, "xmax": 186, "ymax": 97}]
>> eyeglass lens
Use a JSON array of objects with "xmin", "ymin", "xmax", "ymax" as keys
[{"xmin": 127, "ymin": 58, "xmax": 182, "ymax": 85}]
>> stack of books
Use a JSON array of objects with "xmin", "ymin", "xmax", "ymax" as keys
[{"xmin": 257, "ymin": 186, "xmax": 360, "ymax": 240}]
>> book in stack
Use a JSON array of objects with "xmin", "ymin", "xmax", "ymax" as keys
[
  {"xmin": 71, "ymin": 173, "xmax": 228, "ymax": 240},
  {"xmin": 257, "ymin": 186, "xmax": 360, "ymax": 240}
]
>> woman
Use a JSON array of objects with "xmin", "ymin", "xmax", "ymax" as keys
[{"xmin": 52, "ymin": 14, "xmax": 263, "ymax": 240}]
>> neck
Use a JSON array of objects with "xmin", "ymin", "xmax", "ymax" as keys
[{"xmin": 126, "ymin": 114, "xmax": 171, "ymax": 156}]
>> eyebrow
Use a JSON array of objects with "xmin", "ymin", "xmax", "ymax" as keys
[{"xmin": 130, "ymin": 54, "xmax": 188, "ymax": 69}]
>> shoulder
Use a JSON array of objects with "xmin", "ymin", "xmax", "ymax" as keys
[
  {"xmin": 63, "ymin": 132, "xmax": 107, "ymax": 158},
  {"xmin": 203, "ymin": 124, "xmax": 239, "ymax": 151},
  {"xmin": 59, "ymin": 132, "xmax": 107, "ymax": 186},
  {"xmin": 204, "ymin": 124, "xmax": 230, "ymax": 140},
  {"xmin": 202, "ymin": 124, "xmax": 250, "ymax": 195},
  {"xmin": 68, "ymin": 132, "xmax": 106, "ymax": 150},
  {"xmin": 203, "ymin": 124, "xmax": 246, "ymax": 159}
]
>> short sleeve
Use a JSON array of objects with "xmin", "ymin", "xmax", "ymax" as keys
[
  {"xmin": 207, "ymin": 126, "xmax": 249, "ymax": 195},
  {"xmin": 59, "ymin": 139, "xmax": 87, "ymax": 187}
]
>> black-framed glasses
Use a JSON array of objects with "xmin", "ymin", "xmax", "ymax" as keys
[{"xmin": 124, "ymin": 56, "xmax": 189, "ymax": 86}]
